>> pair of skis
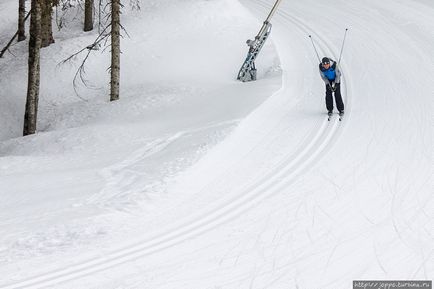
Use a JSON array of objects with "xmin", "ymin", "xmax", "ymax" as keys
[{"xmin": 328, "ymin": 112, "xmax": 344, "ymax": 121}]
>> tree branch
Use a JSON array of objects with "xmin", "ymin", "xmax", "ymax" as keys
[{"xmin": 0, "ymin": 11, "xmax": 31, "ymax": 58}]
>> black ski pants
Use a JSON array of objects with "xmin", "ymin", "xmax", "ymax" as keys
[{"xmin": 325, "ymin": 82, "xmax": 344, "ymax": 112}]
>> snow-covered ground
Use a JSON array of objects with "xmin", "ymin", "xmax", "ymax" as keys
[{"xmin": 0, "ymin": 0, "xmax": 433, "ymax": 288}]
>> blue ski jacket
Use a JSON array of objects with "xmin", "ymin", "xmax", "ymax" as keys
[{"xmin": 319, "ymin": 60, "xmax": 341, "ymax": 85}]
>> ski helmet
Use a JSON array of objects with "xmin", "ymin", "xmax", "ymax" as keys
[{"xmin": 321, "ymin": 57, "xmax": 330, "ymax": 64}]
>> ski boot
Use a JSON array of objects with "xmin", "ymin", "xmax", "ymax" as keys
[
  {"xmin": 327, "ymin": 111, "xmax": 333, "ymax": 121},
  {"xmin": 338, "ymin": 110, "xmax": 344, "ymax": 121}
]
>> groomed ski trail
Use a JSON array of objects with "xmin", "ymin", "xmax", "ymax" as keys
[{"xmin": 0, "ymin": 2, "xmax": 351, "ymax": 289}]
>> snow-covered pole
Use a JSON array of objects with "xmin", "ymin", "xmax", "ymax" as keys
[{"xmin": 338, "ymin": 28, "xmax": 349, "ymax": 66}]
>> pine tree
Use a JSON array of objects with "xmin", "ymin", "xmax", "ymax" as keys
[
  {"xmin": 110, "ymin": 0, "xmax": 120, "ymax": 101},
  {"xmin": 40, "ymin": 0, "xmax": 54, "ymax": 47},
  {"xmin": 18, "ymin": 0, "xmax": 26, "ymax": 41},
  {"xmin": 23, "ymin": 0, "xmax": 42, "ymax": 136},
  {"xmin": 84, "ymin": 0, "xmax": 94, "ymax": 32}
]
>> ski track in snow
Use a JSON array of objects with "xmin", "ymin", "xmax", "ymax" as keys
[
  {"xmin": 0, "ymin": 2, "xmax": 355, "ymax": 289},
  {"xmin": 1, "ymin": 0, "xmax": 433, "ymax": 288}
]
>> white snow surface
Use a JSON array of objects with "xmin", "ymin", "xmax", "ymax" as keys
[{"xmin": 0, "ymin": 0, "xmax": 433, "ymax": 288}]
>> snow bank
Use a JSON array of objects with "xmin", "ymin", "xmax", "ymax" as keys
[{"xmin": 0, "ymin": 0, "xmax": 281, "ymax": 284}]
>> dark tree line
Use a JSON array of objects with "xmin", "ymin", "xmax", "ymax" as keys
[{"xmin": 15, "ymin": 0, "xmax": 121, "ymax": 136}]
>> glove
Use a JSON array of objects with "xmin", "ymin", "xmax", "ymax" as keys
[{"xmin": 331, "ymin": 82, "xmax": 336, "ymax": 92}]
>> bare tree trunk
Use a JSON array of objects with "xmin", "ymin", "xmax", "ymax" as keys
[
  {"xmin": 110, "ymin": 0, "xmax": 120, "ymax": 101},
  {"xmin": 40, "ymin": 0, "xmax": 54, "ymax": 48},
  {"xmin": 84, "ymin": 0, "xmax": 94, "ymax": 32},
  {"xmin": 18, "ymin": 0, "xmax": 26, "ymax": 41},
  {"xmin": 24, "ymin": 0, "xmax": 42, "ymax": 136}
]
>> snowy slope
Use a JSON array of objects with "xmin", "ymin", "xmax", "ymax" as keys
[
  {"xmin": 0, "ymin": 0, "xmax": 433, "ymax": 288},
  {"xmin": 0, "ymin": 0, "xmax": 281, "ymax": 284}
]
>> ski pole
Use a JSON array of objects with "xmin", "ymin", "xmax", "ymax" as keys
[
  {"xmin": 308, "ymin": 35, "xmax": 321, "ymax": 63},
  {"xmin": 337, "ymin": 28, "xmax": 349, "ymax": 66}
]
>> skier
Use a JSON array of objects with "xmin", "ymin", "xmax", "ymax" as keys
[{"xmin": 319, "ymin": 57, "xmax": 344, "ymax": 118}]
